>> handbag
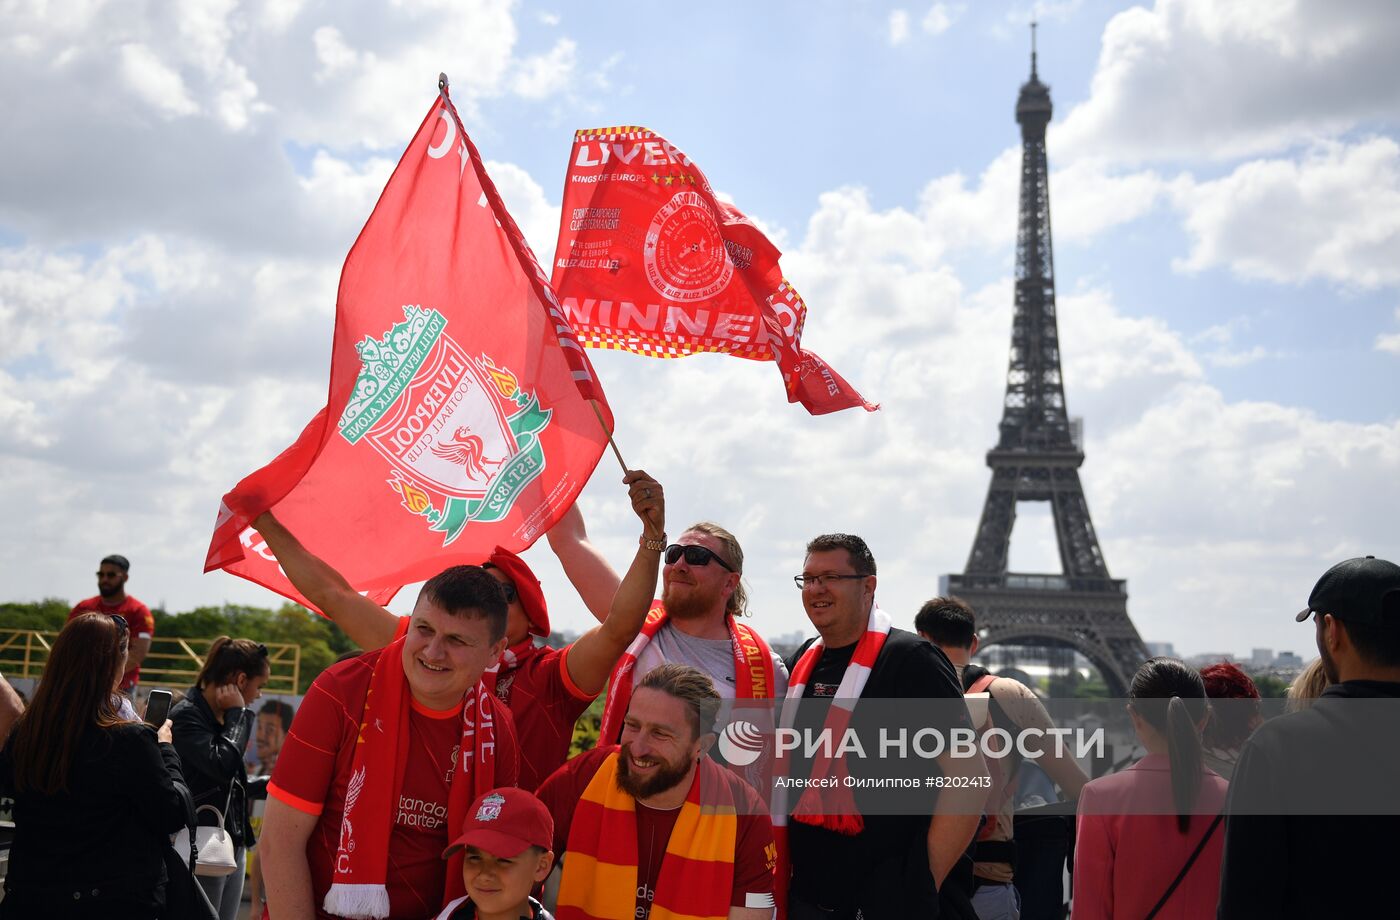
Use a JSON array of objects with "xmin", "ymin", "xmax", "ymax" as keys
[
  {"xmin": 164, "ymin": 777, "xmax": 222, "ymax": 920},
  {"xmin": 174, "ymin": 782, "xmax": 239, "ymax": 877}
]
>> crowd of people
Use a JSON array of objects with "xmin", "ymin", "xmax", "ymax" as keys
[{"xmin": 0, "ymin": 475, "xmax": 1396, "ymax": 920}]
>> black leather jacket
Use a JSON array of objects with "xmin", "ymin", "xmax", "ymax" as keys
[{"xmin": 170, "ymin": 686, "xmax": 254, "ymax": 846}]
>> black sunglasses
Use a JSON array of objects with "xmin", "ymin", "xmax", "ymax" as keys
[
  {"xmin": 664, "ymin": 543, "xmax": 735, "ymax": 572},
  {"xmin": 481, "ymin": 563, "xmax": 519, "ymax": 603},
  {"xmin": 111, "ymin": 613, "xmax": 129, "ymax": 635}
]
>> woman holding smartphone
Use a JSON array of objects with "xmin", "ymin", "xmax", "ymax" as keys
[
  {"xmin": 0, "ymin": 613, "xmax": 188, "ymax": 918},
  {"xmin": 171, "ymin": 637, "xmax": 270, "ymax": 920}
]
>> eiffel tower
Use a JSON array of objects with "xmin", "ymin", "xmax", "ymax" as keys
[{"xmin": 942, "ymin": 34, "xmax": 1148, "ymax": 696}]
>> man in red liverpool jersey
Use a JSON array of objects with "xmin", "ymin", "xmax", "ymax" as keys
[
  {"xmin": 69, "ymin": 554, "xmax": 154, "ymax": 694},
  {"xmin": 256, "ymin": 470, "xmax": 666, "ymax": 792},
  {"xmin": 258, "ymin": 551, "xmax": 522, "ymax": 918}
]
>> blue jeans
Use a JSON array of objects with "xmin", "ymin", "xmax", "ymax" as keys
[
  {"xmin": 195, "ymin": 846, "xmax": 246, "ymax": 920},
  {"xmin": 971, "ymin": 881, "xmax": 1022, "ymax": 920}
]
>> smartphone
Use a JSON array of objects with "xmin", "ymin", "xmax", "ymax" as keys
[{"xmin": 144, "ymin": 688, "xmax": 172, "ymax": 726}]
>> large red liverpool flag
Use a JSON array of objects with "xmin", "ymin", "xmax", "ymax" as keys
[
  {"xmin": 204, "ymin": 84, "xmax": 611, "ymax": 608},
  {"xmin": 550, "ymin": 126, "xmax": 875, "ymax": 415}
]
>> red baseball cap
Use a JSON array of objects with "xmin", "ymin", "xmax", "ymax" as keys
[
  {"xmin": 442, "ymin": 787, "xmax": 554, "ymax": 860},
  {"xmin": 487, "ymin": 546, "xmax": 550, "ymax": 638}
]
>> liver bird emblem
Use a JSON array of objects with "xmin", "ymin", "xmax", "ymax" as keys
[{"xmin": 430, "ymin": 426, "xmax": 504, "ymax": 482}]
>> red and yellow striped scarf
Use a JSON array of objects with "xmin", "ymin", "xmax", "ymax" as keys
[{"xmin": 557, "ymin": 749, "xmax": 737, "ymax": 920}]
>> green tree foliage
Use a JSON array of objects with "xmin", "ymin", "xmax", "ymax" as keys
[
  {"xmin": 3, "ymin": 599, "xmax": 357, "ymax": 694},
  {"xmin": 570, "ymin": 693, "xmax": 605, "ymax": 758},
  {"xmin": 1252, "ymin": 674, "xmax": 1290, "ymax": 698},
  {"xmin": 0, "ymin": 598, "xmax": 70, "ymax": 631}
]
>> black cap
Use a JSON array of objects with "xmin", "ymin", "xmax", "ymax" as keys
[
  {"xmin": 101, "ymin": 554, "xmax": 130, "ymax": 572},
  {"xmin": 1295, "ymin": 556, "xmax": 1400, "ymax": 624}
]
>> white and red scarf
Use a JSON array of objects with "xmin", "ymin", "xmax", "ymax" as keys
[
  {"xmin": 771, "ymin": 604, "xmax": 891, "ymax": 919},
  {"xmin": 323, "ymin": 636, "xmax": 500, "ymax": 919},
  {"xmin": 598, "ymin": 600, "xmax": 777, "ymax": 743}
]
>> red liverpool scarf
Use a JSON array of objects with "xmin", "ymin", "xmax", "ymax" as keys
[
  {"xmin": 770, "ymin": 604, "xmax": 891, "ymax": 919},
  {"xmin": 775, "ymin": 603, "xmax": 890, "ymax": 834},
  {"xmin": 556, "ymin": 748, "xmax": 736, "ymax": 920},
  {"xmin": 323, "ymin": 636, "xmax": 500, "ymax": 918},
  {"xmin": 599, "ymin": 601, "xmax": 777, "ymax": 743}
]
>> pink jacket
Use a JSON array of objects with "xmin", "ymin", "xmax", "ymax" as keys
[{"xmin": 1072, "ymin": 753, "xmax": 1228, "ymax": 920}]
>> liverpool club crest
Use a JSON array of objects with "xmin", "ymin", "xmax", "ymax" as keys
[{"xmin": 337, "ymin": 306, "xmax": 552, "ymax": 544}]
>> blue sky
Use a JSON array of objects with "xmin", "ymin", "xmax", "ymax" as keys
[{"xmin": 1, "ymin": 0, "xmax": 1397, "ymax": 659}]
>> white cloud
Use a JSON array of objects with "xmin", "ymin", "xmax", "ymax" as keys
[
  {"xmin": 312, "ymin": 25, "xmax": 360, "ymax": 82},
  {"xmin": 510, "ymin": 38, "xmax": 577, "ymax": 100},
  {"xmin": 1190, "ymin": 320, "xmax": 1276, "ymax": 368},
  {"xmin": 888, "ymin": 10, "xmax": 911, "ymax": 46},
  {"xmin": 484, "ymin": 159, "xmax": 562, "ymax": 262},
  {"xmin": 120, "ymin": 43, "xmax": 200, "ymax": 118},
  {"xmin": 922, "ymin": 3, "xmax": 964, "ymax": 36},
  {"xmin": 1057, "ymin": 0, "xmax": 1400, "ymax": 162},
  {"xmin": 802, "ymin": 149, "xmax": 1167, "ymax": 268},
  {"xmin": 1173, "ymin": 138, "xmax": 1400, "ymax": 288},
  {"xmin": 296, "ymin": 150, "xmax": 397, "ymax": 236},
  {"xmin": 739, "ymin": 184, "xmax": 1399, "ymax": 654},
  {"xmin": 1378, "ymin": 309, "xmax": 1400, "ymax": 356}
]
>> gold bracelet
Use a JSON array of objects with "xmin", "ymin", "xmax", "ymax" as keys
[{"xmin": 640, "ymin": 534, "xmax": 667, "ymax": 552}]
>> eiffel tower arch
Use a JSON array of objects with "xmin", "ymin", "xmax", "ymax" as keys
[{"xmin": 942, "ymin": 38, "xmax": 1149, "ymax": 697}]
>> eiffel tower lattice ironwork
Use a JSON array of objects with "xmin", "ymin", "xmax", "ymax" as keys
[{"xmin": 942, "ymin": 37, "xmax": 1149, "ymax": 696}]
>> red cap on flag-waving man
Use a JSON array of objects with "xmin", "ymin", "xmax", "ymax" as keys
[
  {"xmin": 204, "ymin": 82, "xmax": 612, "ymax": 609},
  {"xmin": 550, "ymin": 126, "xmax": 876, "ymax": 415}
]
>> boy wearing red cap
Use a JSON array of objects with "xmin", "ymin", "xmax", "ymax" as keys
[{"xmin": 436, "ymin": 788, "xmax": 556, "ymax": 920}]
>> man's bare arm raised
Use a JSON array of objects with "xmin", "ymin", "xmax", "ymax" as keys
[
  {"xmin": 251, "ymin": 509, "xmax": 398, "ymax": 650},
  {"xmin": 254, "ymin": 472, "xmax": 658, "ymax": 667},
  {"xmin": 547, "ymin": 500, "xmax": 623, "ymax": 624},
  {"xmin": 563, "ymin": 470, "xmax": 665, "ymax": 694}
]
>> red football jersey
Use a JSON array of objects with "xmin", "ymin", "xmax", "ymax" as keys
[
  {"xmin": 70, "ymin": 596, "xmax": 154, "ymax": 691},
  {"xmin": 269, "ymin": 650, "xmax": 518, "ymax": 919}
]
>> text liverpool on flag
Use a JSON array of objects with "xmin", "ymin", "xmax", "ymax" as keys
[{"xmin": 204, "ymin": 80, "xmax": 613, "ymax": 610}]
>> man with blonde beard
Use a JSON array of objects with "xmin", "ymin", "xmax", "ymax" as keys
[
  {"xmin": 593, "ymin": 523, "xmax": 788, "ymax": 766},
  {"xmin": 537, "ymin": 664, "xmax": 776, "ymax": 920}
]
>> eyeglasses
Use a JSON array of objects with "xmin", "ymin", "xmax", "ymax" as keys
[
  {"xmin": 793, "ymin": 573, "xmax": 868, "ymax": 590},
  {"xmin": 664, "ymin": 544, "xmax": 735, "ymax": 572},
  {"xmin": 110, "ymin": 613, "xmax": 129, "ymax": 635}
]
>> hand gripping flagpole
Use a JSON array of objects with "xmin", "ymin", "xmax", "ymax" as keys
[{"xmin": 437, "ymin": 73, "xmax": 630, "ymax": 475}]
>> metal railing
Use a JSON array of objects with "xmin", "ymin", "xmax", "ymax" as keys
[{"xmin": 0, "ymin": 629, "xmax": 301, "ymax": 694}]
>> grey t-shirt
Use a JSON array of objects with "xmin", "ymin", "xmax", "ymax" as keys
[{"xmin": 632, "ymin": 620, "xmax": 789, "ymax": 699}]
